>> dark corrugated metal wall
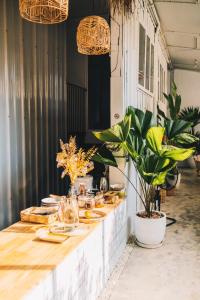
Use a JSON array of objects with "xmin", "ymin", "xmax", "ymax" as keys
[{"xmin": 0, "ymin": 0, "xmax": 69, "ymax": 229}]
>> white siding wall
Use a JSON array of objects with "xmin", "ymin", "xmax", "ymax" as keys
[
  {"xmin": 174, "ymin": 69, "xmax": 200, "ymax": 109},
  {"xmin": 110, "ymin": 0, "xmax": 169, "ymax": 235}
]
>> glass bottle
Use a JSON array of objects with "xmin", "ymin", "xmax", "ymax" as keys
[{"xmin": 99, "ymin": 176, "xmax": 108, "ymax": 193}]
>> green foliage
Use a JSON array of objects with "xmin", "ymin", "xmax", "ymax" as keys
[
  {"xmin": 92, "ymin": 152, "xmax": 118, "ymax": 167},
  {"xmin": 93, "ymin": 115, "xmax": 131, "ymax": 143},
  {"xmin": 157, "ymin": 104, "xmax": 168, "ymax": 122},
  {"xmin": 164, "ymin": 119, "xmax": 192, "ymax": 141},
  {"xmin": 163, "ymin": 81, "xmax": 181, "ymax": 120},
  {"xmin": 93, "ymin": 106, "xmax": 194, "ymax": 217},
  {"xmin": 157, "ymin": 82, "xmax": 196, "ymax": 149},
  {"xmin": 126, "ymin": 106, "xmax": 155, "ymax": 138},
  {"xmin": 179, "ymin": 106, "xmax": 200, "ymax": 133},
  {"xmin": 171, "ymin": 133, "xmax": 199, "ymax": 147},
  {"xmin": 146, "ymin": 127, "xmax": 194, "ymax": 161}
]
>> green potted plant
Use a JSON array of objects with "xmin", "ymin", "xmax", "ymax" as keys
[
  {"xmin": 93, "ymin": 107, "xmax": 194, "ymax": 248},
  {"xmin": 179, "ymin": 106, "xmax": 200, "ymax": 170},
  {"xmin": 157, "ymin": 82, "xmax": 197, "ymax": 186}
]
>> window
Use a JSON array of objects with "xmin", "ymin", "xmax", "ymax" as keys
[
  {"xmin": 150, "ymin": 44, "xmax": 154, "ymax": 93},
  {"xmin": 138, "ymin": 24, "xmax": 145, "ymax": 86},
  {"xmin": 158, "ymin": 60, "xmax": 160, "ymax": 101},
  {"xmin": 145, "ymin": 36, "xmax": 150, "ymax": 90},
  {"xmin": 158, "ymin": 62, "xmax": 166, "ymax": 103},
  {"xmin": 160, "ymin": 64, "xmax": 163, "ymax": 102},
  {"xmin": 138, "ymin": 24, "xmax": 154, "ymax": 93}
]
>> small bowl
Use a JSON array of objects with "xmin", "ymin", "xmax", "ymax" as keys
[{"xmin": 110, "ymin": 183, "xmax": 124, "ymax": 191}]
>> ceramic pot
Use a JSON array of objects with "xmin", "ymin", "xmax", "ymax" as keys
[
  {"xmin": 187, "ymin": 156, "xmax": 196, "ymax": 169},
  {"xmin": 167, "ymin": 173, "xmax": 181, "ymax": 189},
  {"xmin": 135, "ymin": 211, "xmax": 166, "ymax": 248}
]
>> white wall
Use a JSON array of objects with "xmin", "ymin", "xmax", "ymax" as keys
[
  {"xmin": 110, "ymin": 0, "xmax": 169, "ymax": 236},
  {"xmin": 174, "ymin": 69, "xmax": 200, "ymax": 109}
]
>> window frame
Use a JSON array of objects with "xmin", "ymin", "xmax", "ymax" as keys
[{"xmin": 138, "ymin": 23, "xmax": 155, "ymax": 95}]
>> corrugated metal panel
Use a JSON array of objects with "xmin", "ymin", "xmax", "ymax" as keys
[
  {"xmin": 67, "ymin": 83, "xmax": 86, "ymax": 133},
  {"xmin": 0, "ymin": 0, "xmax": 71, "ymax": 229}
]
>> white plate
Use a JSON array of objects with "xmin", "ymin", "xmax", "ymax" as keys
[{"xmin": 41, "ymin": 197, "xmax": 59, "ymax": 205}]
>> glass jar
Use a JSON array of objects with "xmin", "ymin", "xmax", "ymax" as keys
[
  {"xmin": 95, "ymin": 192, "xmax": 105, "ymax": 208},
  {"xmin": 51, "ymin": 197, "xmax": 79, "ymax": 233},
  {"xmin": 85, "ymin": 196, "xmax": 95, "ymax": 210},
  {"xmin": 78, "ymin": 195, "xmax": 87, "ymax": 208}
]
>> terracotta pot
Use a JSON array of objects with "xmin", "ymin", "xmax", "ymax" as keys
[{"xmin": 166, "ymin": 188, "xmax": 175, "ymax": 196}]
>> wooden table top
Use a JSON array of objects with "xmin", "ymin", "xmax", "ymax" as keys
[{"xmin": 0, "ymin": 200, "xmax": 124, "ymax": 300}]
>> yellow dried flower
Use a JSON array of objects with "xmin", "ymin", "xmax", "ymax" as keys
[{"xmin": 56, "ymin": 136, "xmax": 97, "ymax": 185}]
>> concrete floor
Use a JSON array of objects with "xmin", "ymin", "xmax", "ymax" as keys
[{"xmin": 108, "ymin": 169, "xmax": 200, "ymax": 300}]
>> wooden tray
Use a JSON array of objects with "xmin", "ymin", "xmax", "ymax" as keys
[
  {"xmin": 79, "ymin": 210, "xmax": 106, "ymax": 224},
  {"xmin": 20, "ymin": 207, "xmax": 58, "ymax": 225}
]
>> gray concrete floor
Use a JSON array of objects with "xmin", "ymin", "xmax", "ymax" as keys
[{"xmin": 109, "ymin": 169, "xmax": 200, "ymax": 300}]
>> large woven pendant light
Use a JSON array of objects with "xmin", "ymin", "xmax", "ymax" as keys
[
  {"xmin": 19, "ymin": 0, "xmax": 69, "ymax": 24},
  {"xmin": 77, "ymin": 16, "xmax": 110, "ymax": 55}
]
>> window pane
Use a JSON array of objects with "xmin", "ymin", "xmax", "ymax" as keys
[
  {"xmin": 163, "ymin": 71, "xmax": 166, "ymax": 102},
  {"xmin": 145, "ymin": 36, "xmax": 150, "ymax": 90},
  {"xmin": 158, "ymin": 60, "xmax": 160, "ymax": 101},
  {"xmin": 160, "ymin": 64, "xmax": 163, "ymax": 102},
  {"xmin": 138, "ymin": 24, "xmax": 145, "ymax": 86},
  {"xmin": 150, "ymin": 44, "xmax": 154, "ymax": 93}
]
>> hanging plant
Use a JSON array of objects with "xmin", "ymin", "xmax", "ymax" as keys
[{"xmin": 109, "ymin": 0, "xmax": 135, "ymax": 16}]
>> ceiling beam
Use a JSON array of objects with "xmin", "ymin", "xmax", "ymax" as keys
[
  {"xmin": 154, "ymin": 0, "xmax": 198, "ymax": 4},
  {"xmin": 167, "ymin": 44, "xmax": 200, "ymax": 50},
  {"xmin": 173, "ymin": 65, "xmax": 200, "ymax": 72},
  {"xmin": 164, "ymin": 30, "xmax": 200, "ymax": 38}
]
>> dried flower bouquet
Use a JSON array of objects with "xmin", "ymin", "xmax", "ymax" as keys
[{"xmin": 56, "ymin": 137, "xmax": 96, "ymax": 186}]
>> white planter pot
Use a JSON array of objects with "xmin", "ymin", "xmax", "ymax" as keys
[
  {"xmin": 168, "ymin": 173, "xmax": 181, "ymax": 189},
  {"xmin": 187, "ymin": 156, "xmax": 196, "ymax": 169},
  {"xmin": 176, "ymin": 173, "xmax": 181, "ymax": 188},
  {"xmin": 135, "ymin": 211, "xmax": 166, "ymax": 248}
]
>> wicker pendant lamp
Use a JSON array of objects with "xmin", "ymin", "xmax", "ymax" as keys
[
  {"xmin": 19, "ymin": 0, "xmax": 69, "ymax": 24},
  {"xmin": 77, "ymin": 16, "xmax": 110, "ymax": 55}
]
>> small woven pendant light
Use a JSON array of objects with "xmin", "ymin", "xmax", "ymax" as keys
[
  {"xmin": 19, "ymin": 0, "xmax": 69, "ymax": 24},
  {"xmin": 77, "ymin": 16, "xmax": 110, "ymax": 55}
]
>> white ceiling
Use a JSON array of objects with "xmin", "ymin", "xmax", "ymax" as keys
[{"xmin": 154, "ymin": 0, "xmax": 200, "ymax": 71}]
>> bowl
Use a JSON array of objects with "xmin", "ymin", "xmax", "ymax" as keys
[{"xmin": 110, "ymin": 183, "xmax": 125, "ymax": 191}]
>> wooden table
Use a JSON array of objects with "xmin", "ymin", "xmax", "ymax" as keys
[{"xmin": 0, "ymin": 199, "xmax": 127, "ymax": 300}]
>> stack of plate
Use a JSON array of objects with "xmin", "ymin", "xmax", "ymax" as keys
[{"xmin": 41, "ymin": 197, "xmax": 60, "ymax": 208}]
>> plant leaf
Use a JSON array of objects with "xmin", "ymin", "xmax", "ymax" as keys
[
  {"xmin": 157, "ymin": 104, "xmax": 169, "ymax": 121},
  {"xmin": 92, "ymin": 153, "xmax": 118, "ymax": 167},
  {"xmin": 161, "ymin": 146, "xmax": 194, "ymax": 161},
  {"xmin": 175, "ymin": 94, "xmax": 181, "ymax": 117},
  {"xmin": 172, "ymin": 133, "xmax": 199, "ymax": 147},
  {"xmin": 126, "ymin": 106, "xmax": 154, "ymax": 138},
  {"xmin": 164, "ymin": 119, "xmax": 192, "ymax": 140},
  {"xmin": 146, "ymin": 127, "xmax": 165, "ymax": 154},
  {"xmin": 93, "ymin": 115, "xmax": 131, "ymax": 143}
]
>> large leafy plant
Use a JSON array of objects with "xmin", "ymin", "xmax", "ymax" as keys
[
  {"xmin": 157, "ymin": 82, "xmax": 196, "ymax": 147},
  {"xmin": 93, "ymin": 107, "xmax": 194, "ymax": 218},
  {"xmin": 158, "ymin": 81, "xmax": 181, "ymax": 121},
  {"xmin": 179, "ymin": 106, "xmax": 200, "ymax": 135}
]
